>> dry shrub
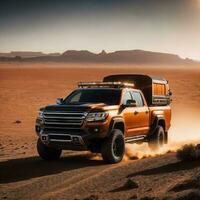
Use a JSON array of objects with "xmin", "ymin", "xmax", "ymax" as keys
[{"xmin": 176, "ymin": 144, "xmax": 200, "ymax": 161}]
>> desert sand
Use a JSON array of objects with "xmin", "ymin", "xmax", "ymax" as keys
[{"xmin": 0, "ymin": 62, "xmax": 200, "ymax": 200}]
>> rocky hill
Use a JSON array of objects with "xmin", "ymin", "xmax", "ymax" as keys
[{"xmin": 0, "ymin": 50, "xmax": 195, "ymax": 64}]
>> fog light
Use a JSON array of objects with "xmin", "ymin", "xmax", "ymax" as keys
[
  {"xmin": 42, "ymin": 136, "xmax": 47, "ymax": 141},
  {"xmin": 88, "ymin": 127, "xmax": 100, "ymax": 134},
  {"xmin": 94, "ymin": 127, "xmax": 99, "ymax": 132},
  {"xmin": 73, "ymin": 136, "xmax": 79, "ymax": 143}
]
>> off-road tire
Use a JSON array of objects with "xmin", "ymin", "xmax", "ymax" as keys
[
  {"xmin": 101, "ymin": 129, "xmax": 125, "ymax": 164},
  {"xmin": 37, "ymin": 138, "xmax": 62, "ymax": 160},
  {"xmin": 148, "ymin": 125, "xmax": 165, "ymax": 151}
]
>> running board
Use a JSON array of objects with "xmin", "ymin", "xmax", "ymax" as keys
[{"xmin": 125, "ymin": 135, "xmax": 146, "ymax": 143}]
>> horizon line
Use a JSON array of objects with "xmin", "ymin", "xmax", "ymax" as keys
[{"xmin": 0, "ymin": 49, "xmax": 199, "ymax": 61}]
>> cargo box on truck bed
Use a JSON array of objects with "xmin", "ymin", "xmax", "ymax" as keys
[{"xmin": 103, "ymin": 74, "xmax": 171, "ymax": 106}]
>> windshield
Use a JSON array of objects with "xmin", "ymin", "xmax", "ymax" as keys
[{"xmin": 64, "ymin": 88, "xmax": 121, "ymax": 105}]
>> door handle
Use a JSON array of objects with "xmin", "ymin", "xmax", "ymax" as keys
[
  {"xmin": 145, "ymin": 110, "xmax": 149, "ymax": 114},
  {"xmin": 134, "ymin": 111, "xmax": 139, "ymax": 115}
]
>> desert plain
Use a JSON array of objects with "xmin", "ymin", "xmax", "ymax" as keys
[{"xmin": 0, "ymin": 62, "xmax": 200, "ymax": 200}]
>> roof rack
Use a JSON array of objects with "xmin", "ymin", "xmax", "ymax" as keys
[{"xmin": 78, "ymin": 81, "xmax": 134, "ymax": 88}]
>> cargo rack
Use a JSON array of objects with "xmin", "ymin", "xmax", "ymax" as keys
[{"xmin": 78, "ymin": 82, "xmax": 134, "ymax": 88}]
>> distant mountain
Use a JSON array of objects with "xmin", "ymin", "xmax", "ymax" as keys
[
  {"xmin": 0, "ymin": 50, "xmax": 195, "ymax": 64},
  {"xmin": 0, "ymin": 51, "xmax": 60, "ymax": 58}
]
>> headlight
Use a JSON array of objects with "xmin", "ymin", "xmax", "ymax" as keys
[
  {"xmin": 37, "ymin": 110, "xmax": 44, "ymax": 118},
  {"xmin": 86, "ymin": 112, "xmax": 108, "ymax": 122}
]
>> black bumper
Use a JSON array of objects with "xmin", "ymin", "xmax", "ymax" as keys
[{"xmin": 36, "ymin": 127, "xmax": 102, "ymax": 151}]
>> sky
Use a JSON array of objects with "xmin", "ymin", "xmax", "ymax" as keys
[{"xmin": 0, "ymin": 0, "xmax": 200, "ymax": 60}]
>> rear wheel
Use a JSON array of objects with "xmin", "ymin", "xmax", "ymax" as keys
[
  {"xmin": 148, "ymin": 125, "xmax": 165, "ymax": 151},
  {"xmin": 37, "ymin": 138, "xmax": 62, "ymax": 160},
  {"xmin": 101, "ymin": 129, "xmax": 125, "ymax": 164}
]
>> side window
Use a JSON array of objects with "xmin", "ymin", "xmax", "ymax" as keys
[
  {"xmin": 153, "ymin": 83, "xmax": 166, "ymax": 95},
  {"xmin": 122, "ymin": 91, "xmax": 132, "ymax": 105},
  {"xmin": 131, "ymin": 91, "xmax": 144, "ymax": 107}
]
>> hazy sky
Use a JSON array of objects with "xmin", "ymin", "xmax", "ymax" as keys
[{"xmin": 0, "ymin": 0, "xmax": 200, "ymax": 60}]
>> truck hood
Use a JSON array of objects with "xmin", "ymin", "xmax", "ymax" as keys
[{"xmin": 43, "ymin": 103, "xmax": 119, "ymax": 113}]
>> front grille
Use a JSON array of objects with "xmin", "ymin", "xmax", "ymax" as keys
[{"xmin": 43, "ymin": 111, "xmax": 87, "ymax": 131}]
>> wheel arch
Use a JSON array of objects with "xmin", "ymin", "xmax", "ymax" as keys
[
  {"xmin": 158, "ymin": 119, "xmax": 166, "ymax": 131},
  {"xmin": 150, "ymin": 116, "xmax": 166, "ymax": 135},
  {"xmin": 148, "ymin": 116, "xmax": 168, "ymax": 144},
  {"xmin": 108, "ymin": 117, "xmax": 125, "ymax": 136}
]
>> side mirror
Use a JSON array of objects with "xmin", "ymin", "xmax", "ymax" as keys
[
  {"xmin": 125, "ymin": 99, "xmax": 137, "ymax": 107},
  {"xmin": 56, "ymin": 98, "xmax": 63, "ymax": 104}
]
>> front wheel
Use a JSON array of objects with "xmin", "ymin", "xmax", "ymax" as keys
[
  {"xmin": 101, "ymin": 129, "xmax": 125, "ymax": 164},
  {"xmin": 148, "ymin": 125, "xmax": 165, "ymax": 151},
  {"xmin": 37, "ymin": 138, "xmax": 62, "ymax": 160}
]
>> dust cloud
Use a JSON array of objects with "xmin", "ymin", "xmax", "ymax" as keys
[{"xmin": 125, "ymin": 107, "xmax": 200, "ymax": 160}]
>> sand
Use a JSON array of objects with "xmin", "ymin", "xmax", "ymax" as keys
[{"xmin": 0, "ymin": 62, "xmax": 200, "ymax": 200}]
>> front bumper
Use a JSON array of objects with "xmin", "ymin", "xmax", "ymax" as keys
[
  {"xmin": 35, "ymin": 117, "xmax": 110, "ymax": 150},
  {"xmin": 38, "ymin": 132, "xmax": 88, "ymax": 150}
]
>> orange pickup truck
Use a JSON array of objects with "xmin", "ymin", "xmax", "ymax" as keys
[{"xmin": 35, "ymin": 74, "xmax": 172, "ymax": 163}]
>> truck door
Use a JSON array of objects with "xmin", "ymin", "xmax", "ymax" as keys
[
  {"xmin": 121, "ymin": 91, "xmax": 136, "ymax": 137},
  {"xmin": 130, "ymin": 91, "xmax": 150, "ymax": 135}
]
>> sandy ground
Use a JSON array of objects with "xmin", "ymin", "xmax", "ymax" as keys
[{"xmin": 0, "ymin": 62, "xmax": 200, "ymax": 200}]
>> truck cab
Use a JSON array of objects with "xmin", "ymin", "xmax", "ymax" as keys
[{"xmin": 35, "ymin": 74, "xmax": 172, "ymax": 163}]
